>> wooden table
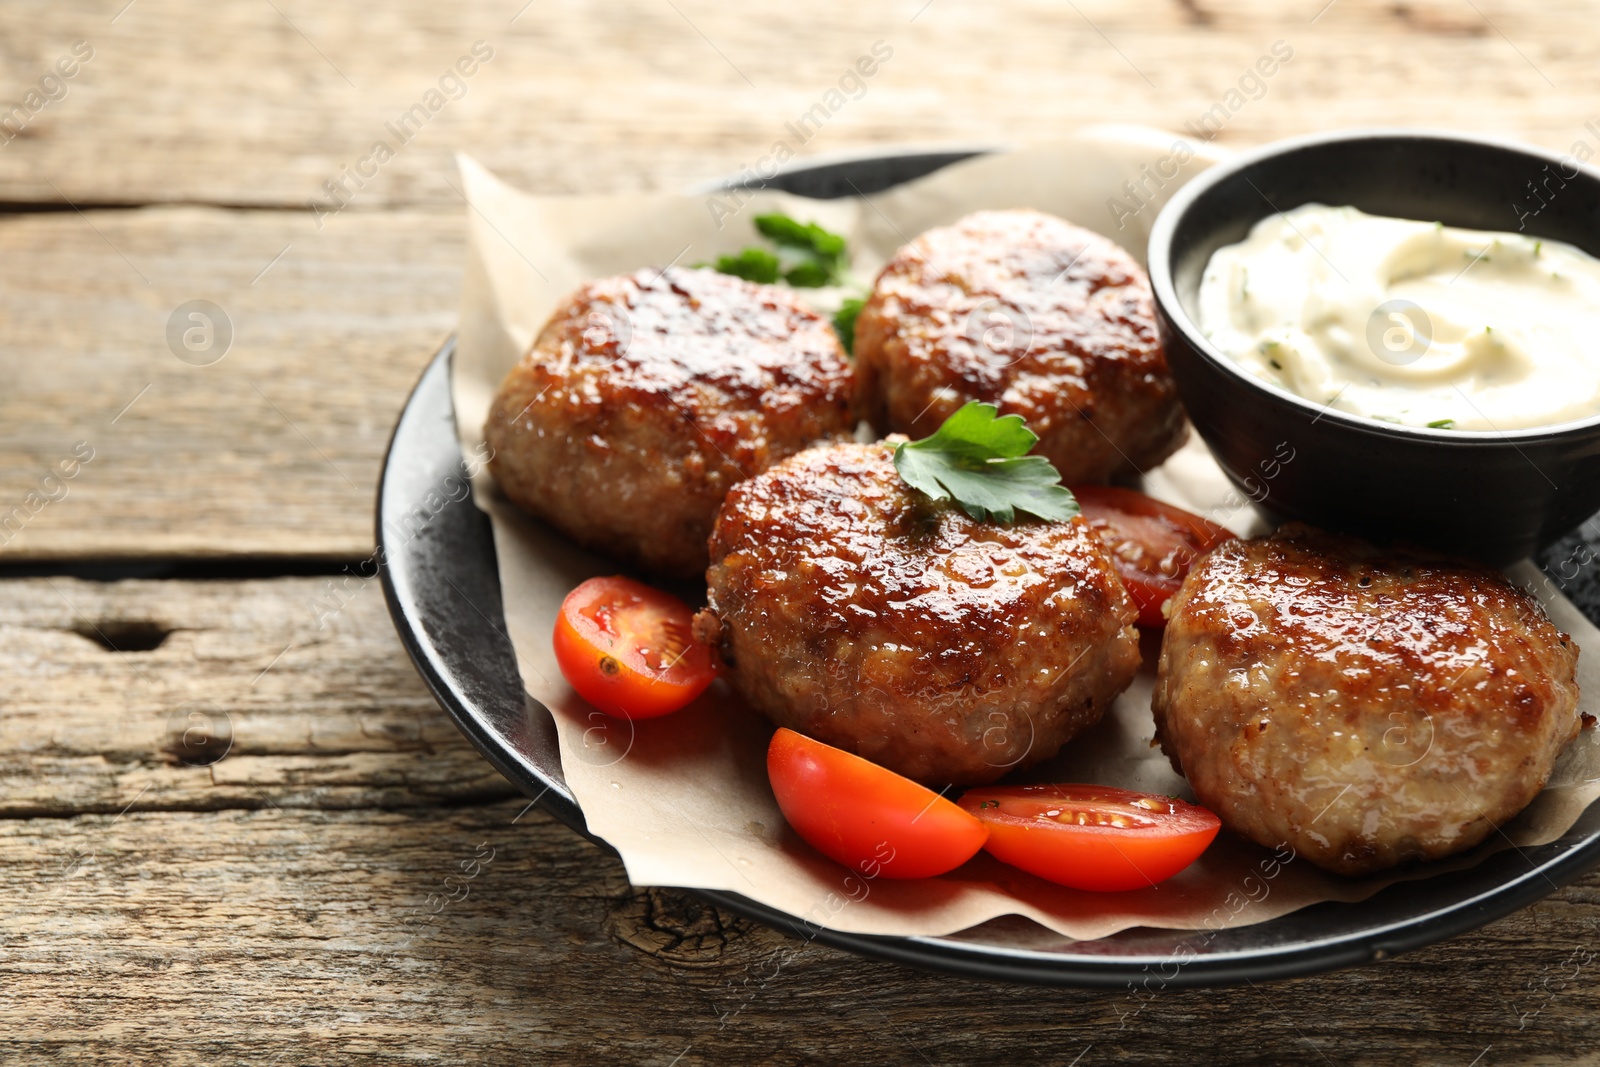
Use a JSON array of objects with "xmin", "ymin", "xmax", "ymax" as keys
[{"xmin": 6, "ymin": 1, "xmax": 1600, "ymax": 1061}]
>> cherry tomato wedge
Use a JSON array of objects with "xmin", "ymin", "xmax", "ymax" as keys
[
  {"xmin": 1073, "ymin": 486, "xmax": 1234, "ymax": 627},
  {"xmin": 551, "ymin": 576, "xmax": 715, "ymax": 720},
  {"xmin": 767, "ymin": 729, "xmax": 988, "ymax": 879},
  {"xmin": 958, "ymin": 784, "xmax": 1220, "ymax": 892}
]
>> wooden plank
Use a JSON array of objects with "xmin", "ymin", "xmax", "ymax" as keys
[
  {"xmin": 0, "ymin": 206, "xmax": 460, "ymax": 561},
  {"xmin": 0, "ymin": 799, "xmax": 1597, "ymax": 1064},
  {"xmin": 6, "ymin": 2, "xmax": 1600, "ymax": 561},
  {"xmin": 0, "ymin": 0, "xmax": 1596, "ymax": 208},
  {"xmin": 2, "ymin": 579, "xmax": 1599, "ymax": 1062},
  {"xmin": 0, "ymin": 576, "xmax": 517, "ymax": 814}
]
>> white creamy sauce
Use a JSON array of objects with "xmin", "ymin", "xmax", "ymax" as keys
[{"xmin": 1196, "ymin": 204, "xmax": 1600, "ymax": 430}]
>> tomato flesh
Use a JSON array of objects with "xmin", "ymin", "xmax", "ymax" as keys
[
  {"xmin": 1074, "ymin": 486, "xmax": 1234, "ymax": 628},
  {"xmin": 959, "ymin": 784, "xmax": 1220, "ymax": 892},
  {"xmin": 551, "ymin": 576, "xmax": 715, "ymax": 720},
  {"xmin": 767, "ymin": 729, "xmax": 988, "ymax": 879}
]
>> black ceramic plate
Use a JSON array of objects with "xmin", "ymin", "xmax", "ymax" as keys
[{"xmin": 378, "ymin": 148, "xmax": 1600, "ymax": 989}]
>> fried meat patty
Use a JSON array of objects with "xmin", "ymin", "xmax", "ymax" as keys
[
  {"xmin": 696, "ymin": 440, "xmax": 1142, "ymax": 785},
  {"xmin": 1153, "ymin": 524, "xmax": 1583, "ymax": 876},
  {"xmin": 485, "ymin": 267, "xmax": 857, "ymax": 577},
  {"xmin": 854, "ymin": 209, "xmax": 1185, "ymax": 484}
]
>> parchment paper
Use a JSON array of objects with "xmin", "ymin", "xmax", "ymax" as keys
[{"xmin": 449, "ymin": 127, "xmax": 1600, "ymax": 940}]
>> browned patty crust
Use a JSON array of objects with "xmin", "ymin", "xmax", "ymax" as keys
[
  {"xmin": 696, "ymin": 440, "xmax": 1142, "ymax": 786},
  {"xmin": 484, "ymin": 267, "xmax": 858, "ymax": 578},
  {"xmin": 1153, "ymin": 524, "xmax": 1583, "ymax": 876},
  {"xmin": 854, "ymin": 209, "xmax": 1186, "ymax": 485}
]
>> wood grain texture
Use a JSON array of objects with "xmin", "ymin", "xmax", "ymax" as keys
[
  {"xmin": 0, "ymin": 577, "xmax": 517, "ymax": 814},
  {"xmin": 2, "ymin": 800, "xmax": 1598, "ymax": 1065},
  {"xmin": 0, "ymin": 207, "xmax": 459, "ymax": 561},
  {"xmin": 1, "ymin": 0, "xmax": 1597, "ymax": 208}
]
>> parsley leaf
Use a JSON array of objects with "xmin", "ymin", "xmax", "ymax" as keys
[
  {"xmin": 755, "ymin": 213, "xmax": 847, "ymax": 262},
  {"xmin": 1427, "ymin": 418, "xmax": 1456, "ymax": 429},
  {"xmin": 893, "ymin": 402, "xmax": 1079, "ymax": 523},
  {"xmin": 711, "ymin": 247, "xmax": 781, "ymax": 284},
  {"xmin": 703, "ymin": 214, "xmax": 863, "ymax": 340},
  {"xmin": 781, "ymin": 258, "xmax": 834, "ymax": 288},
  {"xmin": 707, "ymin": 213, "xmax": 850, "ymax": 289},
  {"xmin": 833, "ymin": 297, "xmax": 864, "ymax": 355}
]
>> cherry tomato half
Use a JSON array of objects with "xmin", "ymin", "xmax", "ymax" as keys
[
  {"xmin": 767, "ymin": 729, "xmax": 989, "ymax": 880},
  {"xmin": 1073, "ymin": 486, "xmax": 1234, "ymax": 628},
  {"xmin": 958, "ymin": 784, "xmax": 1220, "ymax": 892},
  {"xmin": 551, "ymin": 576, "xmax": 715, "ymax": 720}
]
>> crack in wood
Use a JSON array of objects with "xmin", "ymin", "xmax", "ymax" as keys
[
  {"xmin": 0, "ymin": 786, "xmax": 522, "ymax": 821},
  {"xmin": 66, "ymin": 619, "xmax": 175, "ymax": 652},
  {"xmin": 0, "ymin": 558, "xmax": 374, "ymax": 581}
]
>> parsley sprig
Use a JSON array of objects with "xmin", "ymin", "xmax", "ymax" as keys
[
  {"xmin": 712, "ymin": 212, "xmax": 848, "ymax": 288},
  {"xmin": 753, "ymin": 214, "xmax": 847, "ymax": 284},
  {"xmin": 703, "ymin": 212, "xmax": 863, "ymax": 352},
  {"xmin": 893, "ymin": 402, "xmax": 1080, "ymax": 523}
]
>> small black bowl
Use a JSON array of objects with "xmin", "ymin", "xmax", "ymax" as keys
[{"xmin": 1148, "ymin": 129, "xmax": 1600, "ymax": 564}]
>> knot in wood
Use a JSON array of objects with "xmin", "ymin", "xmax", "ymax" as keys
[{"xmin": 610, "ymin": 887, "xmax": 750, "ymax": 968}]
